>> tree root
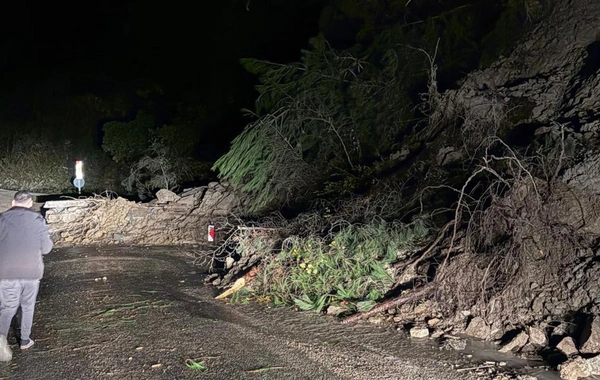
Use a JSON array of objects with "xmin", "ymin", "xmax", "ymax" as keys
[
  {"xmin": 395, "ymin": 220, "xmax": 454, "ymax": 271},
  {"xmin": 341, "ymin": 282, "xmax": 436, "ymax": 324}
]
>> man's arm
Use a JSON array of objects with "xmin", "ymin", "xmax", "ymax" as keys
[{"xmin": 38, "ymin": 216, "xmax": 53, "ymax": 255}]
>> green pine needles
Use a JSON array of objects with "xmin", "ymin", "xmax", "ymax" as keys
[{"xmin": 213, "ymin": 36, "xmax": 414, "ymax": 213}]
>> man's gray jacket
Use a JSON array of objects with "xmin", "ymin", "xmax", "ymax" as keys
[{"xmin": 0, "ymin": 206, "xmax": 53, "ymax": 280}]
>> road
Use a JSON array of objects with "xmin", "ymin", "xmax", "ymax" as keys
[{"xmin": 0, "ymin": 246, "xmax": 483, "ymax": 380}]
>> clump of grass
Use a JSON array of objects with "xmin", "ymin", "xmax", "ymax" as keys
[
  {"xmin": 254, "ymin": 220, "xmax": 428, "ymax": 313},
  {"xmin": 185, "ymin": 359, "xmax": 207, "ymax": 372},
  {"xmin": 229, "ymin": 287, "xmax": 252, "ymax": 304}
]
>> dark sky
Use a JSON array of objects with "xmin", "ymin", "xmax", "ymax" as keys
[{"xmin": 0, "ymin": 0, "xmax": 325, "ymax": 120}]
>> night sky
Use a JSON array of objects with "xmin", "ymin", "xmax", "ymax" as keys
[{"xmin": 0, "ymin": 1, "xmax": 325, "ymax": 154}]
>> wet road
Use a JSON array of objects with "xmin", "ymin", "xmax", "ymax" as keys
[{"xmin": 0, "ymin": 247, "xmax": 502, "ymax": 379}]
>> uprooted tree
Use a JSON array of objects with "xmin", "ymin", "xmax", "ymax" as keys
[
  {"xmin": 212, "ymin": 34, "xmax": 422, "ymax": 214},
  {"xmin": 209, "ymin": 0, "xmax": 600, "ymax": 367}
]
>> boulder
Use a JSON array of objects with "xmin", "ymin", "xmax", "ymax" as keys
[
  {"xmin": 559, "ymin": 357, "xmax": 590, "ymax": 380},
  {"xmin": 155, "ymin": 189, "xmax": 180, "ymax": 204},
  {"xmin": 196, "ymin": 182, "xmax": 238, "ymax": 215},
  {"xmin": 586, "ymin": 355, "xmax": 600, "ymax": 376},
  {"xmin": 557, "ymin": 337, "xmax": 579, "ymax": 357},
  {"xmin": 528, "ymin": 326, "xmax": 548, "ymax": 347},
  {"xmin": 464, "ymin": 317, "xmax": 491, "ymax": 340},
  {"xmin": 580, "ymin": 317, "xmax": 600, "ymax": 354},
  {"xmin": 44, "ymin": 199, "xmax": 93, "ymax": 209},
  {"xmin": 499, "ymin": 331, "xmax": 529, "ymax": 353},
  {"xmin": 436, "ymin": 146, "xmax": 463, "ymax": 166},
  {"xmin": 559, "ymin": 355, "xmax": 600, "ymax": 380}
]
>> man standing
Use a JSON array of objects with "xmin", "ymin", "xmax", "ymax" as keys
[{"xmin": 0, "ymin": 191, "xmax": 53, "ymax": 361}]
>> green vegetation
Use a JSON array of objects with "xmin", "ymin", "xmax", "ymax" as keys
[
  {"xmin": 213, "ymin": 0, "xmax": 545, "ymax": 214},
  {"xmin": 102, "ymin": 111, "xmax": 155, "ymax": 164},
  {"xmin": 214, "ymin": 0, "xmax": 545, "ymax": 309},
  {"xmin": 0, "ymin": 1, "xmax": 540, "ymax": 199},
  {"xmin": 254, "ymin": 220, "xmax": 429, "ymax": 313},
  {"xmin": 0, "ymin": 79, "xmax": 213, "ymax": 196},
  {"xmin": 0, "ymin": 137, "xmax": 71, "ymax": 193},
  {"xmin": 102, "ymin": 105, "xmax": 210, "ymax": 198},
  {"xmin": 213, "ymin": 35, "xmax": 415, "ymax": 213},
  {"xmin": 185, "ymin": 359, "xmax": 208, "ymax": 372},
  {"xmin": 121, "ymin": 141, "xmax": 210, "ymax": 199}
]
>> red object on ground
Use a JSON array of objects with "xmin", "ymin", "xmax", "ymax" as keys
[{"xmin": 208, "ymin": 225, "xmax": 215, "ymax": 242}]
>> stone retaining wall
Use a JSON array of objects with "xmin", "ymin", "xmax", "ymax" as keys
[{"xmin": 44, "ymin": 182, "xmax": 238, "ymax": 246}]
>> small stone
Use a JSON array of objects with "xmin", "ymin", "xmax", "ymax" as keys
[
  {"xmin": 427, "ymin": 318, "xmax": 441, "ymax": 327},
  {"xmin": 410, "ymin": 326, "xmax": 430, "ymax": 338},
  {"xmin": 368, "ymin": 317, "xmax": 383, "ymax": 324},
  {"xmin": 225, "ymin": 257, "xmax": 235, "ymax": 269},
  {"xmin": 444, "ymin": 338, "xmax": 467, "ymax": 351},
  {"xmin": 151, "ymin": 363, "xmax": 163, "ymax": 369},
  {"xmin": 326, "ymin": 305, "xmax": 346, "ymax": 316},
  {"xmin": 553, "ymin": 322, "xmax": 577, "ymax": 337},
  {"xmin": 135, "ymin": 346, "xmax": 143, "ymax": 351}
]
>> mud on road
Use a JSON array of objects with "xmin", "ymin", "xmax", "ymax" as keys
[{"xmin": 0, "ymin": 247, "xmax": 486, "ymax": 379}]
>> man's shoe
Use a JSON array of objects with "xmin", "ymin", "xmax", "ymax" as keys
[
  {"xmin": 0, "ymin": 335, "xmax": 12, "ymax": 361},
  {"xmin": 20, "ymin": 339, "xmax": 34, "ymax": 350}
]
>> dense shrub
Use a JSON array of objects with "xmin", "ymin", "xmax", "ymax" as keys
[
  {"xmin": 0, "ymin": 137, "xmax": 71, "ymax": 193},
  {"xmin": 253, "ymin": 220, "xmax": 429, "ymax": 313}
]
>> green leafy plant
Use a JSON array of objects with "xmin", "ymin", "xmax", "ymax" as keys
[
  {"xmin": 229, "ymin": 287, "xmax": 252, "ymax": 304},
  {"xmin": 254, "ymin": 220, "xmax": 429, "ymax": 313},
  {"xmin": 185, "ymin": 359, "xmax": 207, "ymax": 372}
]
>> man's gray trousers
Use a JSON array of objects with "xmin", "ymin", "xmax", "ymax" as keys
[{"xmin": 0, "ymin": 279, "xmax": 40, "ymax": 342}]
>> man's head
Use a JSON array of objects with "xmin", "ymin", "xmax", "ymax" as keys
[{"xmin": 12, "ymin": 191, "xmax": 33, "ymax": 208}]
